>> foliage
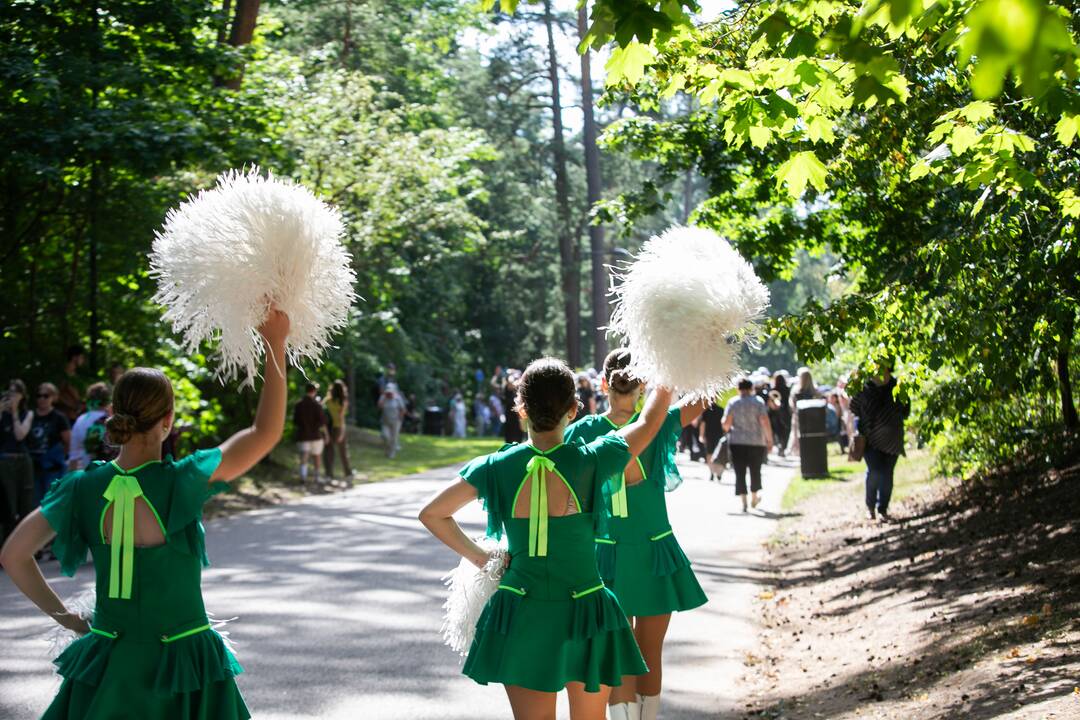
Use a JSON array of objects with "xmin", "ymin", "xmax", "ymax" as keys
[{"xmin": 582, "ymin": 0, "xmax": 1080, "ymax": 472}]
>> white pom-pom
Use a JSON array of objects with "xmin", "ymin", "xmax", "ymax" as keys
[
  {"xmin": 440, "ymin": 538, "xmax": 506, "ymax": 656},
  {"xmin": 609, "ymin": 226, "xmax": 769, "ymax": 397},
  {"xmin": 151, "ymin": 167, "xmax": 358, "ymax": 385},
  {"xmin": 44, "ymin": 589, "xmax": 95, "ymax": 660}
]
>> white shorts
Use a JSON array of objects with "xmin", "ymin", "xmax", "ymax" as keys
[{"xmin": 298, "ymin": 439, "xmax": 325, "ymax": 455}]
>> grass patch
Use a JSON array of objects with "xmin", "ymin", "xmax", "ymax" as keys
[
  {"xmin": 260, "ymin": 425, "xmax": 502, "ymax": 484},
  {"xmin": 780, "ymin": 448, "xmax": 936, "ymax": 511},
  {"xmin": 781, "ymin": 455, "xmax": 865, "ymax": 510}
]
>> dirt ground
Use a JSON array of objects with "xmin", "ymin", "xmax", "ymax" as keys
[{"xmin": 740, "ymin": 453, "xmax": 1080, "ymax": 720}]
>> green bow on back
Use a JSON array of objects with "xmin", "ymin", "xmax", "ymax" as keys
[
  {"xmin": 525, "ymin": 455, "xmax": 556, "ymax": 557},
  {"xmin": 102, "ymin": 473, "xmax": 144, "ymax": 600}
]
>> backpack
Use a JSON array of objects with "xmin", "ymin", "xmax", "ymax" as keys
[{"xmin": 84, "ymin": 414, "xmax": 119, "ymax": 463}]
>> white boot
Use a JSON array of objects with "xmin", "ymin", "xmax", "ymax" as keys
[
  {"xmin": 608, "ymin": 701, "xmax": 641, "ymax": 720},
  {"xmin": 639, "ymin": 694, "xmax": 660, "ymax": 720}
]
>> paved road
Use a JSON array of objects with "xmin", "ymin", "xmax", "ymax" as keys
[{"xmin": 0, "ymin": 451, "xmax": 797, "ymax": 719}]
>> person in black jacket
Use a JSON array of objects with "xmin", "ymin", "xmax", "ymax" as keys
[{"xmin": 849, "ymin": 362, "xmax": 910, "ymax": 522}]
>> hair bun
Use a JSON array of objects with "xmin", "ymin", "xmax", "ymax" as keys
[{"xmin": 105, "ymin": 413, "xmax": 137, "ymax": 445}]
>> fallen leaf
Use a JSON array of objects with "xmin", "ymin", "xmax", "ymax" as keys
[
  {"xmin": 759, "ymin": 591, "xmax": 775, "ymax": 600},
  {"xmin": 1022, "ymin": 614, "xmax": 1040, "ymax": 626}
]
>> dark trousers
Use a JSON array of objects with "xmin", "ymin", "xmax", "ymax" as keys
[
  {"xmin": 730, "ymin": 444, "xmax": 766, "ymax": 495},
  {"xmin": 864, "ymin": 445, "xmax": 899, "ymax": 512}
]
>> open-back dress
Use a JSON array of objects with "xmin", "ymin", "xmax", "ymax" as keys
[
  {"xmin": 565, "ymin": 407, "xmax": 707, "ymax": 617},
  {"xmin": 38, "ymin": 449, "xmax": 249, "ymax": 719},
  {"xmin": 460, "ymin": 435, "xmax": 648, "ymax": 692}
]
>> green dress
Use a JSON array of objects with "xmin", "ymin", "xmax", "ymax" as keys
[
  {"xmin": 460, "ymin": 436, "xmax": 648, "ymax": 693},
  {"xmin": 38, "ymin": 450, "xmax": 250, "ymax": 720},
  {"xmin": 565, "ymin": 408, "xmax": 708, "ymax": 618}
]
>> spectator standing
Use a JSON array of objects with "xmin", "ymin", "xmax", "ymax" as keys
[
  {"xmin": 0, "ymin": 380, "xmax": 34, "ymax": 544},
  {"xmin": 788, "ymin": 367, "xmax": 822, "ymax": 455},
  {"xmin": 294, "ymin": 382, "xmax": 328, "ymax": 483},
  {"xmin": 698, "ymin": 398, "xmax": 726, "ymax": 481},
  {"xmin": 26, "ymin": 383, "xmax": 71, "ymax": 505},
  {"xmin": 472, "ymin": 392, "xmax": 491, "ymax": 437},
  {"xmin": 576, "ymin": 373, "xmax": 596, "ymax": 416},
  {"xmin": 55, "ymin": 345, "xmax": 88, "ymax": 424},
  {"xmin": 68, "ymin": 382, "xmax": 113, "ymax": 470},
  {"xmin": 850, "ymin": 363, "xmax": 909, "ymax": 522},
  {"xmin": 769, "ymin": 372, "xmax": 792, "ymax": 456},
  {"xmin": 379, "ymin": 384, "xmax": 407, "ymax": 457},
  {"xmin": 501, "ymin": 370, "xmax": 523, "ymax": 443},
  {"xmin": 324, "ymin": 379, "xmax": 353, "ymax": 480},
  {"xmin": 449, "ymin": 392, "xmax": 467, "ymax": 438},
  {"xmin": 490, "ymin": 364, "xmax": 506, "ymax": 399},
  {"xmin": 722, "ymin": 377, "xmax": 774, "ymax": 512},
  {"xmin": 826, "ymin": 391, "xmax": 849, "ymax": 454},
  {"xmin": 488, "ymin": 391, "xmax": 504, "ymax": 437}
]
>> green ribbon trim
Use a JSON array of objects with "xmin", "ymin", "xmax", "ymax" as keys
[
  {"xmin": 89, "ymin": 627, "xmax": 118, "ymax": 639},
  {"xmin": 161, "ymin": 623, "xmax": 211, "ymax": 644},
  {"xmin": 650, "ymin": 529, "xmax": 674, "ymax": 542},
  {"xmin": 570, "ymin": 583, "xmax": 605, "ymax": 599},
  {"xmin": 497, "ymin": 584, "xmax": 527, "ymax": 596},
  {"xmin": 526, "ymin": 455, "xmax": 553, "ymax": 557},
  {"xmin": 594, "ymin": 538, "xmax": 616, "ymax": 545},
  {"xmin": 102, "ymin": 474, "xmax": 145, "ymax": 600}
]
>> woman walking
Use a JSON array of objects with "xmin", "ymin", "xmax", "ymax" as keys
[
  {"xmin": 564, "ymin": 349, "xmax": 708, "ymax": 720},
  {"xmin": 0, "ymin": 307, "xmax": 290, "ymax": 720},
  {"xmin": 850, "ymin": 362, "xmax": 909, "ymax": 521},
  {"xmin": 722, "ymin": 377, "xmax": 774, "ymax": 512},
  {"xmin": 420, "ymin": 357, "xmax": 675, "ymax": 720}
]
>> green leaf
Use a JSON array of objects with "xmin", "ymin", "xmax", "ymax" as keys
[
  {"xmin": 1055, "ymin": 113, "xmax": 1080, "ymax": 146},
  {"xmin": 749, "ymin": 125, "xmax": 773, "ymax": 148},
  {"xmin": 805, "ymin": 115, "xmax": 835, "ymax": 144},
  {"xmin": 604, "ymin": 41, "xmax": 655, "ymax": 87},
  {"xmin": 949, "ymin": 124, "xmax": 980, "ymax": 154},
  {"xmin": 775, "ymin": 150, "xmax": 828, "ymax": 198},
  {"xmin": 958, "ymin": 100, "xmax": 996, "ymax": 123},
  {"xmin": 1058, "ymin": 188, "xmax": 1080, "ymax": 217}
]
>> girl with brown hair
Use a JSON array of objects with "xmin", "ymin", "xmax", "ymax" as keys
[
  {"xmin": 420, "ymin": 357, "xmax": 675, "ymax": 720},
  {"xmin": 0, "ymin": 307, "xmax": 291, "ymax": 720},
  {"xmin": 564, "ymin": 349, "xmax": 709, "ymax": 720}
]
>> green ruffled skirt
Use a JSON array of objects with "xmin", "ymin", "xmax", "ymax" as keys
[
  {"xmin": 464, "ymin": 514, "xmax": 647, "ymax": 692},
  {"xmin": 43, "ymin": 625, "xmax": 248, "ymax": 720},
  {"xmin": 597, "ymin": 530, "xmax": 708, "ymax": 618}
]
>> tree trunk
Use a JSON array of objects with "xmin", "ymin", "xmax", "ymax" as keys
[
  {"xmin": 223, "ymin": 0, "xmax": 261, "ymax": 90},
  {"xmin": 578, "ymin": 4, "xmax": 607, "ymax": 369},
  {"xmin": 1059, "ymin": 314, "xmax": 1078, "ymax": 430},
  {"xmin": 217, "ymin": 0, "xmax": 233, "ymax": 44},
  {"xmin": 544, "ymin": 0, "xmax": 581, "ymax": 367}
]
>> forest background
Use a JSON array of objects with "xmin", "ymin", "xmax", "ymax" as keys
[{"xmin": 2, "ymin": 0, "xmax": 1077, "ymax": 480}]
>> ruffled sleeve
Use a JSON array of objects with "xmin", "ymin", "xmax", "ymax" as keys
[
  {"xmin": 649, "ymin": 406, "xmax": 685, "ymax": 492},
  {"xmin": 39, "ymin": 470, "xmax": 89, "ymax": 577},
  {"xmin": 460, "ymin": 453, "xmax": 503, "ymax": 540},
  {"xmin": 166, "ymin": 448, "xmax": 226, "ymax": 567},
  {"xmin": 585, "ymin": 434, "xmax": 631, "ymax": 537}
]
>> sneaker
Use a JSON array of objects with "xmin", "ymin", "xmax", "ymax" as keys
[
  {"xmin": 878, "ymin": 509, "xmax": 891, "ymax": 523},
  {"xmin": 866, "ymin": 508, "xmax": 876, "ymax": 521}
]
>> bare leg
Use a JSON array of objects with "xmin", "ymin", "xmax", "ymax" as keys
[
  {"xmin": 505, "ymin": 685, "xmax": 557, "ymax": 720},
  {"xmin": 608, "ymin": 673, "xmax": 637, "ymax": 705},
  {"xmin": 298, "ymin": 450, "xmax": 310, "ymax": 482},
  {"xmin": 567, "ymin": 682, "xmax": 611, "ymax": 720},
  {"xmin": 312, "ymin": 452, "xmax": 321, "ymax": 481},
  {"xmin": 633, "ymin": 613, "xmax": 672, "ymax": 696}
]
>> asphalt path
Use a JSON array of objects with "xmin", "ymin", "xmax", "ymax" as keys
[{"xmin": 0, "ymin": 450, "xmax": 798, "ymax": 719}]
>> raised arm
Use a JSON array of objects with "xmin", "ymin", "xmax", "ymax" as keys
[
  {"xmin": 0, "ymin": 512, "xmax": 88, "ymax": 634},
  {"xmin": 616, "ymin": 386, "xmax": 675, "ymax": 457},
  {"xmin": 418, "ymin": 480, "xmax": 489, "ymax": 568},
  {"xmin": 212, "ymin": 307, "xmax": 290, "ymax": 482}
]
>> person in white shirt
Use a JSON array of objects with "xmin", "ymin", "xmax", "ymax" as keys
[{"xmin": 68, "ymin": 382, "xmax": 112, "ymax": 470}]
